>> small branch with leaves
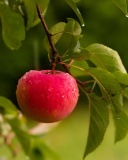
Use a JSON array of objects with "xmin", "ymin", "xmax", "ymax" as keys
[{"xmin": 36, "ymin": 2, "xmax": 93, "ymax": 92}]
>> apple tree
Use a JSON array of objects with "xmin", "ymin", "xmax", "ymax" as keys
[{"xmin": 0, "ymin": 0, "xmax": 128, "ymax": 160}]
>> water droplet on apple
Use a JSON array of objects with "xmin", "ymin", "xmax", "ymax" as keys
[
  {"xmin": 72, "ymin": 91, "xmax": 74, "ymax": 94},
  {"xmin": 62, "ymin": 95, "xmax": 65, "ymax": 98},
  {"xmin": 29, "ymin": 80, "xmax": 32, "ymax": 84},
  {"xmin": 23, "ymin": 75, "xmax": 27, "ymax": 80},
  {"xmin": 48, "ymin": 87, "xmax": 53, "ymax": 91},
  {"xmin": 34, "ymin": 80, "xmax": 40, "ymax": 84}
]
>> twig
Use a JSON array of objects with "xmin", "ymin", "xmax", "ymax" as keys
[
  {"xmin": 36, "ymin": 2, "xmax": 91, "ymax": 92},
  {"xmin": 37, "ymin": 2, "xmax": 59, "ymax": 65}
]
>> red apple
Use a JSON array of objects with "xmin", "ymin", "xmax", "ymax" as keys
[{"xmin": 16, "ymin": 70, "xmax": 79, "ymax": 123}]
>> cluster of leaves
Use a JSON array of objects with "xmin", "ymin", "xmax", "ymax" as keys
[
  {"xmin": 44, "ymin": 18, "xmax": 128, "ymax": 158},
  {"xmin": 0, "ymin": 0, "xmax": 128, "ymax": 160},
  {"xmin": 42, "ymin": 1, "xmax": 128, "ymax": 159}
]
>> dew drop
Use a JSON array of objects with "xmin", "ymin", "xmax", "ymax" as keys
[
  {"xmin": 62, "ymin": 95, "xmax": 65, "ymax": 98},
  {"xmin": 23, "ymin": 75, "xmax": 27, "ymax": 80},
  {"xmin": 82, "ymin": 23, "xmax": 85, "ymax": 27},
  {"xmin": 57, "ymin": 93, "xmax": 59, "ymax": 96},
  {"xmin": 117, "ymin": 117, "xmax": 120, "ymax": 120},
  {"xmin": 29, "ymin": 80, "xmax": 32, "ymax": 84},
  {"xmin": 34, "ymin": 80, "xmax": 40, "ymax": 84},
  {"xmin": 48, "ymin": 87, "xmax": 53, "ymax": 91},
  {"xmin": 126, "ymin": 14, "xmax": 128, "ymax": 18}
]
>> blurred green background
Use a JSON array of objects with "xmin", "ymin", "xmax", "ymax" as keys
[{"xmin": 0, "ymin": 0, "xmax": 128, "ymax": 159}]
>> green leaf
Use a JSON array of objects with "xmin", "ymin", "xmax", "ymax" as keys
[
  {"xmin": 69, "ymin": 60, "xmax": 90, "ymax": 82},
  {"xmin": 65, "ymin": 0, "xmax": 85, "ymax": 26},
  {"xmin": 84, "ymin": 93, "xmax": 109, "ymax": 157},
  {"xmin": 65, "ymin": 18, "xmax": 83, "ymax": 49},
  {"xmin": 112, "ymin": 110, "xmax": 128, "ymax": 142},
  {"xmin": 24, "ymin": 0, "xmax": 50, "ymax": 30},
  {"xmin": 113, "ymin": 71, "xmax": 128, "ymax": 85},
  {"xmin": 0, "ymin": 96, "xmax": 17, "ymax": 116},
  {"xmin": 30, "ymin": 138, "xmax": 63, "ymax": 160},
  {"xmin": 87, "ymin": 43, "xmax": 127, "ymax": 73},
  {"xmin": 71, "ymin": 48, "xmax": 91, "ymax": 61},
  {"xmin": 43, "ymin": 19, "xmax": 83, "ymax": 52},
  {"xmin": 112, "ymin": 0, "xmax": 127, "ymax": 15},
  {"xmin": 0, "ymin": 2, "xmax": 25, "ymax": 49},
  {"xmin": 24, "ymin": 0, "xmax": 37, "ymax": 30},
  {"xmin": 124, "ymin": 87, "xmax": 128, "ymax": 99},
  {"xmin": 65, "ymin": 18, "xmax": 82, "ymax": 35},
  {"xmin": 69, "ymin": 35, "xmax": 83, "ymax": 49},
  {"xmin": 86, "ymin": 67, "xmax": 123, "ymax": 115},
  {"xmin": 43, "ymin": 22, "xmax": 66, "ymax": 52}
]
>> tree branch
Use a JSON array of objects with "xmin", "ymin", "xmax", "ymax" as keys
[
  {"xmin": 36, "ymin": 2, "xmax": 91, "ymax": 92},
  {"xmin": 37, "ymin": 3, "xmax": 59, "ymax": 64}
]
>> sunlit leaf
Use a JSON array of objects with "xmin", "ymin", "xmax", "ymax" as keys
[
  {"xmin": 69, "ymin": 60, "xmax": 90, "ymax": 82},
  {"xmin": 71, "ymin": 48, "xmax": 91, "ymax": 60},
  {"xmin": 85, "ymin": 67, "xmax": 123, "ymax": 115},
  {"xmin": 87, "ymin": 43, "xmax": 126, "ymax": 73},
  {"xmin": 43, "ymin": 22, "xmax": 66, "ymax": 52},
  {"xmin": 112, "ymin": 0, "xmax": 127, "ymax": 15},
  {"xmin": 65, "ymin": 18, "xmax": 83, "ymax": 49},
  {"xmin": 0, "ymin": 2, "xmax": 25, "ymax": 49},
  {"xmin": 113, "ymin": 71, "xmax": 128, "ymax": 85},
  {"xmin": 65, "ymin": 0, "xmax": 85, "ymax": 26},
  {"xmin": 112, "ymin": 110, "xmax": 128, "ymax": 142},
  {"xmin": 43, "ymin": 19, "xmax": 83, "ymax": 52},
  {"xmin": 84, "ymin": 93, "xmax": 109, "ymax": 157},
  {"xmin": 65, "ymin": 18, "xmax": 82, "ymax": 35}
]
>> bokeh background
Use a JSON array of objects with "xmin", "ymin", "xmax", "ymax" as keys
[{"xmin": 0, "ymin": 0, "xmax": 128, "ymax": 159}]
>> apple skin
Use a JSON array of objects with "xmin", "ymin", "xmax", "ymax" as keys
[{"xmin": 16, "ymin": 70, "xmax": 79, "ymax": 123}]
